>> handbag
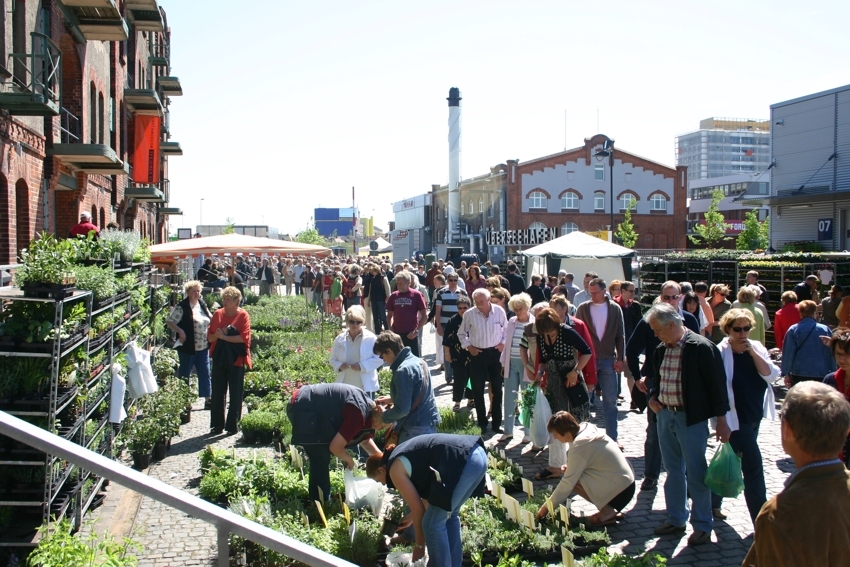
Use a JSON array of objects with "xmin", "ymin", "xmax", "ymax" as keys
[
  {"xmin": 539, "ymin": 340, "xmax": 588, "ymax": 407},
  {"xmin": 384, "ymin": 359, "xmax": 430, "ymax": 446}
]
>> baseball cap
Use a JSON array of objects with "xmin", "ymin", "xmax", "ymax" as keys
[{"xmin": 80, "ymin": 211, "xmax": 92, "ymax": 219}]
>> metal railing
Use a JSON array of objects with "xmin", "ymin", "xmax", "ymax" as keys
[
  {"xmin": 60, "ymin": 107, "xmax": 81, "ymax": 143},
  {"xmin": 0, "ymin": 411, "xmax": 354, "ymax": 567},
  {"xmin": 2, "ymin": 33, "xmax": 61, "ymax": 106}
]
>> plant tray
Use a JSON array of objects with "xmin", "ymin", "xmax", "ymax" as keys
[
  {"xmin": 89, "ymin": 332, "xmax": 111, "ymax": 351},
  {"xmin": 21, "ymin": 283, "xmax": 76, "ymax": 299}
]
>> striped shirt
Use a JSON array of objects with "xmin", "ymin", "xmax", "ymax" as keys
[
  {"xmin": 509, "ymin": 323, "xmax": 525, "ymax": 360},
  {"xmin": 435, "ymin": 286, "xmax": 468, "ymax": 329},
  {"xmin": 459, "ymin": 304, "xmax": 507, "ymax": 350},
  {"xmin": 658, "ymin": 330, "xmax": 689, "ymax": 407}
]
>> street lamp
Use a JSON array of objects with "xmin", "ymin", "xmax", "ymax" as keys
[
  {"xmin": 594, "ymin": 139, "xmax": 615, "ymax": 242},
  {"xmin": 199, "ymin": 198, "xmax": 204, "ymax": 230}
]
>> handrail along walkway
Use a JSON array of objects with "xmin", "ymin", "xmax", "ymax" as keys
[{"xmin": 0, "ymin": 411, "xmax": 355, "ymax": 567}]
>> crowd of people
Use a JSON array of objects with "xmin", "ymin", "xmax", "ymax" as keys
[{"xmin": 175, "ymin": 253, "xmax": 850, "ymax": 566}]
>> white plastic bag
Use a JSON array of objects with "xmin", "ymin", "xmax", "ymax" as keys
[
  {"xmin": 108, "ymin": 364, "xmax": 128, "ymax": 424},
  {"xmin": 344, "ymin": 469, "xmax": 385, "ymax": 515},
  {"xmin": 126, "ymin": 342, "xmax": 158, "ymax": 399},
  {"xmin": 528, "ymin": 387, "xmax": 552, "ymax": 448},
  {"xmin": 386, "ymin": 550, "xmax": 427, "ymax": 567}
]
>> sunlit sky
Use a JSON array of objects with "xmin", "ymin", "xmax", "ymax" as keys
[{"xmin": 163, "ymin": 0, "xmax": 850, "ymax": 236}]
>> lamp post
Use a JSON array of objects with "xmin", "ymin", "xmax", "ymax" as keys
[
  {"xmin": 199, "ymin": 198, "xmax": 204, "ymax": 230},
  {"xmin": 594, "ymin": 139, "xmax": 615, "ymax": 242}
]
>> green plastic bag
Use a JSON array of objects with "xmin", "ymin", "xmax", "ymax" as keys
[
  {"xmin": 519, "ymin": 385, "xmax": 536, "ymax": 429},
  {"xmin": 704, "ymin": 442, "xmax": 744, "ymax": 498}
]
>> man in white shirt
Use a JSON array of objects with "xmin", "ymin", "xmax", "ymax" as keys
[{"xmin": 459, "ymin": 289, "xmax": 507, "ymax": 435}]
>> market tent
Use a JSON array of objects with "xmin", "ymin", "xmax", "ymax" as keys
[
  {"xmin": 370, "ymin": 237, "xmax": 392, "ymax": 253},
  {"xmin": 519, "ymin": 231, "xmax": 636, "ymax": 285},
  {"xmin": 150, "ymin": 233, "xmax": 331, "ymax": 261}
]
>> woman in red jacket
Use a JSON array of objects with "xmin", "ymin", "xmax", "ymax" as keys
[{"xmin": 774, "ymin": 291, "xmax": 801, "ymax": 352}]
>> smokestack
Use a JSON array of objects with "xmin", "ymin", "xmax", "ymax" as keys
[{"xmin": 447, "ymin": 87, "xmax": 461, "ymax": 244}]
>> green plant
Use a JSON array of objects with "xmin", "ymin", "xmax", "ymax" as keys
[
  {"xmin": 15, "ymin": 232, "xmax": 77, "ymax": 286},
  {"xmin": 99, "ymin": 229, "xmax": 143, "ymax": 263},
  {"xmin": 689, "ymin": 189, "xmax": 731, "ymax": 247},
  {"xmin": 151, "ymin": 348, "xmax": 179, "ymax": 381},
  {"xmin": 736, "ymin": 209, "xmax": 770, "ymax": 251},
  {"xmin": 73, "ymin": 265, "xmax": 117, "ymax": 301},
  {"xmin": 437, "ymin": 406, "xmax": 479, "ymax": 435},
  {"xmin": 615, "ymin": 198, "xmax": 638, "ymax": 249},
  {"xmin": 27, "ymin": 517, "xmax": 142, "ymax": 567},
  {"xmin": 579, "ymin": 548, "xmax": 667, "ymax": 566},
  {"xmin": 122, "ymin": 417, "xmax": 160, "ymax": 455},
  {"xmin": 385, "ymin": 500, "xmax": 405, "ymax": 524}
]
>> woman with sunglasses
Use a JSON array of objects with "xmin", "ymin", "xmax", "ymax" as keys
[
  {"xmin": 330, "ymin": 305, "xmax": 383, "ymax": 397},
  {"xmin": 823, "ymin": 328, "xmax": 850, "ymax": 467},
  {"xmin": 711, "ymin": 308, "xmax": 780, "ymax": 523}
]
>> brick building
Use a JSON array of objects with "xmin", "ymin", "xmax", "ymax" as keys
[
  {"xmin": 0, "ymin": 0, "xmax": 182, "ymax": 264},
  {"xmin": 505, "ymin": 134, "xmax": 688, "ymax": 249},
  {"xmin": 431, "ymin": 164, "xmax": 507, "ymax": 257}
]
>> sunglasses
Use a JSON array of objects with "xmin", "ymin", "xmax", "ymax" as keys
[
  {"xmin": 732, "ymin": 325, "xmax": 752, "ymax": 333},
  {"xmin": 347, "ymin": 320, "xmax": 363, "ymax": 325},
  {"xmin": 621, "ymin": 288, "xmax": 633, "ymax": 292},
  {"xmin": 662, "ymin": 294, "xmax": 680, "ymax": 301}
]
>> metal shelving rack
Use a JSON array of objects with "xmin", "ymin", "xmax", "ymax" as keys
[{"xmin": 0, "ymin": 288, "xmax": 92, "ymax": 547}]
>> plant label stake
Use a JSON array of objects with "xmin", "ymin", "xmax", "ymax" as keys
[
  {"xmin": 492, "ymin": 482, "xmax": 502, "ymax": 500},
  {"xmin": 517, "ymin": 465, "xmax": 523, "ymax": 474},
  {"xmin": 521, "ymin": 478, "xmax": 534, "ymax": 497},
  {"xmin": 559, "ymin": 504, "xmax": 569, "ymax": 527},
  {"xmin": 301, "ymin": 512, "xmax": 309, "ymax": 527},
  {"xmin": 315, "ymin": 501, "xmax": 328, "ymax": 528},
  {"xmin": 546, "ymin": 497, "xmax": 556, "ymax": 521},
  {"xmin": 561, "ymin": 546, "xmax": 575, "ymax": 567},
  {"xmin": 342, "ymin": 502, "xmax": 351, "ymax": 525},
  {"xmin": 349, "ymin": 520, "xmax": 357, "ymax": 543},
  {"xmin": 316, "ymin": 486, "xmax": 324, "ymax": 504},
  {"xmin": 499, "ymin": 449, "xmax": 506, "ymax": 460}
]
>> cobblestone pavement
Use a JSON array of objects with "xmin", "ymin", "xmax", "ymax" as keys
[{"xmin": 88, "ymin": 321, "xmax": 793, "ymax": 566}]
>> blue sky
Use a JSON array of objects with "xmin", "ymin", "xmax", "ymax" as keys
[{"xmin": 163, "ymin": 0, "xmax": 850, "ymax": 236}]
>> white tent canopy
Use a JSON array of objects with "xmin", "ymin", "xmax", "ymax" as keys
[
  {"xmin": 150, "ymin": 233, "xmax": 331, "ymax": 262},
  {"xmin": 370, "ymin": 237, "xmax": 392, "ymax": 253},
  {"xmin": 519, "ymin": 231, "xmax": 636, "ymax": 286}
]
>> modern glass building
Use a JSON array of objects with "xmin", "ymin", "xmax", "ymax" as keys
[{"xmin": 676, "ymin": 118, "xmax": 771, "ymax": 181}]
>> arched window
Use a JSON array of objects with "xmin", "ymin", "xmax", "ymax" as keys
[
  {"xmin": 97, "ymin": 92, "xmax": 105, "ymax": 144},
  {"xmin": 90, "ymin": 82, "xmax": 97, "ymax": 144},
  {"xmin": 15, "ymin": 180, "xmax": 29, "ymax": 256},
  {"xmin": 528, "ymin": 191, "xmax": 547, "ymax": 209},
  {"xmin": 620, "ymin": 194, "xmax": 636, "ymax": 211},
  {"xmin": 594, "ymin": 192, "xmax": 605, "ymax": 211},
  {"xmin": 650, "ymin": 194, "xmax": 668, "ymax": 211},
  {"xmin": 469, "ymin": 200, "xmax": 474, "ymax": 215},
  {"xmin": 561, "ymin": 191, "xmax": 579, "ymax": 210},
  {"xmin": 561, "ymin": 222, "xmax": 579, "ymax": 234},
  {"xmin": 100, "ymin": 207, "xmax": 106, "ymax": 229},
  {"xmin": 529, "ymin": 222, "xmax": 547, "ymax": 231},
  {"xmin": 444, "ymin": 205, "xmax": 447, "ymax": 219}
]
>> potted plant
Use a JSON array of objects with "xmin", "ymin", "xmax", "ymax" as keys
[
  {"xmin": 238, "ymin": 410, "xmax": 276, "ymax": 445},
  {"xmin": 99, "ymin": 229, "xmax": 142, "ymax": 267},
  {"xmin": 15, "ymin": 232, "xmax": 77, "ymax": 298},
  {"xmin": 125, "ymin": 417, "xmax": 159, "ymax": 470},
  {"xmin": 382, "ymin": 500, "xmax": 405, "ymax": 537}
]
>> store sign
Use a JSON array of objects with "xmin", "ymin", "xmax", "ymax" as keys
[
  {"xmin": 485, "ymin": 228, "xmax": 559, "ymax": 246},
  {"xmin": 394, "ymin": 230, "xmax": 409, "ymax": 241},
  {"xmin": 132, "ymin": 115, "xmax": 161, "ymax": 183},
  {"xmin": 402, "ymin": 199, "xmax": 415, "ymax": 209},
  {"xmin": 818, "ymin": 218, "xmax": 833, "ymax": 241}
]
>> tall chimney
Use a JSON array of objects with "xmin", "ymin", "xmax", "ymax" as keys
[{"xmin": 447, "ymin": 87, "xmax": 461, "ymax": 244}]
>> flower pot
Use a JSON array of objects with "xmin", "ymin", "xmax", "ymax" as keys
[
  {"xmin": 132, "ymin": 452, "xmax": 152, "ymax": 470},
  {"xmin": 257, "ymin": 430, "xmax": 274, "ymax": 445},
  {"xmin": 152, "ymin": 443, "xmax": 167, "ymax": 461},
  {"xmin": 180, "ymin": 408, "xmax": 191, "ymax": 424},
  {"xmin": 241, "ymin": 430, "xmax": 257, "ymax": 444},
  {"xmin": 380, "ymin": 519, "xmax": 399, "ymax": 537}
]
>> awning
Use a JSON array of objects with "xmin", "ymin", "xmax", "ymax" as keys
[{"xmin": 150, "ymin": 233, "xmax": 331, "ymax": 261}]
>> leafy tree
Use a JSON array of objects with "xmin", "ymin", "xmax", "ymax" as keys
[
  {"xmin": 295, "ymin": 224, "xmax": 328, "ymax": 246},
  {"xmin": 736, "ymin": 210, "xmax": 770, "ymax": 251},
  {"xmin": 689, "ymin": 189, "xmax": 731, "ymax": 247},
  {"xmin": 223, "ymin": 217, "xmax": 235, "ymax": 235},
  {"xmin": 615, "ymin": 198, "xmax": 639, "ymax": 249}
]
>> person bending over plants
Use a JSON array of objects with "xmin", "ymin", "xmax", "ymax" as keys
[
  {"xmin": 366, "ymin": 433, "xmax": 487, "ymax": 566},
  {"xmin": 535, "ymin": 411, "xmax": 635, "ymax": 528},
  {"xmin": 287, "ymin": 382, "xmax": 383, "ymax": 503}
]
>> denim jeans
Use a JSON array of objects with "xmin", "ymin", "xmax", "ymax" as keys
[
  {"xmin": 372, "ymin": 300, "xmax": 387, "ymax": 334},
  {"xmin": 504, "ymin": 358, "xmax": 524, "ymax": 435},
  {"xmin": 711, "ymin": 421, "xmax": 766, "ymax": 523},
  {"xmin": 645, "ymin": 408, "xmax": 662, "ymax": 480},
  {"xmin": 177, "ymin": 349, "xmax": 211, "ymax": 398},
  {"xmin": 422, "ymin": 445, "xmax": 487, "ymax": 567},
  {"xmin": 294, "ymin": 282, "xmax": 301, "ymax": 295},
  {"xmin": 597, "ymin": 358, "xmax": 618, "ymax": 441},
  {"xmin": 657, "ymin": 408, "xmax": 713, "ymax": 533}
]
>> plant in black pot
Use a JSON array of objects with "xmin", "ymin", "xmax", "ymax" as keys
[
  {"xmin": 125, "ymin": 417, "xmax": 159, "ymax": 470},
  {"xmin": 15, "ymin": 232, "xmax": 77, "ymax": 298},
  {"xmin": 381, "ymin": 500, "xmax": 406, "ymax": 537},
  {"xmin": 238, "ymin": 411, "xmax": 276, "ymax": 445}
]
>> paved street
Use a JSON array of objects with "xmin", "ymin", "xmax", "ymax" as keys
[{"xmin": 88, "ymin": 321, "xmax": 793, "ymax": 566}]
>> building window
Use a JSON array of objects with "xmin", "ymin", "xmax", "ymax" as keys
[
  {"xmin": 461, "ymin": 201, "xmax": 465, "ymax": 215},
  {"xmin": 444, "ymin": 205, "xmax": 447, "ymax": 219},
  {"xmin": 489, "ymin": 195, "xmax": 494, "ymax": 217},
  {"xmin": 620, "ymin": 194, "xmax": 636, "ymax": 211},
  {"xmin": 561, "ymin": 222, "xmax": 579, "ymax": 234},
  {"xmin": 528, "ymin": 190, "xmax": 547, "ymax": 209},
  {"xmin": 469, "ymin": 200, "xmax": 474, "ymax": 215},
  {"xmin": 594, "ymin": 192, "xmax": 605, "ymax": 210},
  {"xmin": 479, "ymin": 197, "xmax": 483, "ymax": 215},
  {"xmin": 561, "ymin": 192, "xmax": 579, "ymax": 210},
  {"xmin": 594, "ymin": 164, "xmax": 605, "ymax": 180},
  {"xmin": 529, "ymin": 222, "xmax": 547, "ymax": 231},
  {"xmin": 650, "ymin": 194, "xmax": 667, "ymax": 211},
  {"xmin": 443, "ymin": 229, "xmax": 448, "ymax": 243}
]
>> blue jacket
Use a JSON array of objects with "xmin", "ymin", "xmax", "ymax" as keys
[
  {"xmin": 383, "ymin": 347, "xmax": 440, "ymax": 428},
  {"xmin": 780, "ymin": 318, "xmax": 835, "ymax": 378}
]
